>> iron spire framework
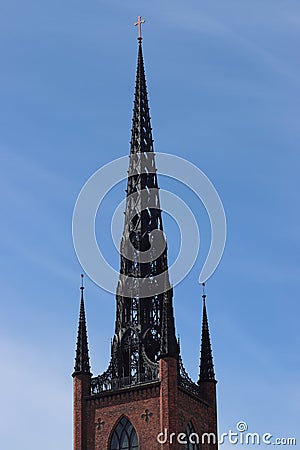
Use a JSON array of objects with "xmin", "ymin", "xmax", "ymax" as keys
[
  {"xmin": 72, "ymin": 25, "xmax": 218, "ymax": 450},
  {"xmin": 85, "ymin": 40, "xmax": 215, "ymax": 400},
  {"xmin": 90, "ymin": 40, "xmax": 181, "ymax": 393},
  {"xmin": 73, "ymin": 275, "xmax": 91, "ymax": 375}
]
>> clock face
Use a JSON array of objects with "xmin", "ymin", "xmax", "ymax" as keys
[{"xmin": 144, "ymin": 327, "xmax": 160, "ymax": 362}]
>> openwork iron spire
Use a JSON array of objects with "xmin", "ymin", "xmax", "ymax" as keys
[
  {"xmin": 73, "ymin": 275, "xmax": 91, "ymax": 375},
  {"xmin": 89, "ymin": 35, "xmax": 215, "ymax": 399},
  {"xmin": 199, "ymin": 284, "xmax": 215, "ymax": 382},
  {"xmin": 106, "ymin": 39, "xmax": 178, "ymax": 389}
]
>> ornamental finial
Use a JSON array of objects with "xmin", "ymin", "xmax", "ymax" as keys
[
  {"xmin": 202, "ymin": 282, "xmax": 206, "ymax": 302},
  {"xmin": 80, "ymin": 273, "xmax": 84, "ymax": 292},
  {"xmin": 134, "ymin": 15, "xmax": 146, "ymax": 42}
]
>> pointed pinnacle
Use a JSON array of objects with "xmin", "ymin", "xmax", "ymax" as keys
[
  {"xmin": 73, "ymin": 274, "xmax": 91, "ymax": 375},
  {"xmin": 199, "ymin": 287, "xmax": 215, "ymax": 382},
  {"xmin": 159, "ymin": 277, "xmax": 179, "ymax": 359}
]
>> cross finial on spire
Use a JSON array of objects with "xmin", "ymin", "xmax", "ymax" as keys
[
  {"xmin": 134, "ymin": 15, "xmax": 146, "ymax": 42},
  {"xmin": 202, "ymin": 282, "xmax": 206, "ymax": 302},
  {"xmin": 80, "ymin": 273, "xmax": 84, "ymax": 292}
]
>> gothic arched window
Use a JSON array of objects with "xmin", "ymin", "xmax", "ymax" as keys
[
  {"xmin": 109, "ymin": 417, "xmax": 138, "ymax": 450},
  {"xmin": 184, "ymin": 421, "xmax": 199, "ymax": 450}
]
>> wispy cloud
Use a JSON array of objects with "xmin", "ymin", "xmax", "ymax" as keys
[{"xmin": 154, "ymin": 1, "xmax": 300, "ymax": 84}]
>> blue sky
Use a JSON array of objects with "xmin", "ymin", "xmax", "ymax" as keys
[{"xmin": 0, "ymin": 1, "xmax": 300, "ymax": 448}]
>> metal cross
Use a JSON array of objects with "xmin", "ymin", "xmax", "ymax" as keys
[
  {"xmin": 141, "ymin": 408, "xmax": 153, "ymax": 422},
  {"xmin": 134, "ymin": 16, "xmax": 146, "ymax": 41},
  {"xmin": 95, "ymin": 417, "xmax": 105, "ymax": 430}
]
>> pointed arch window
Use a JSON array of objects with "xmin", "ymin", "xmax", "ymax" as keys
[
  {"xmin": 109, "ymin": 417, "xmax": 138, "ymax": 450},
  {"xmin": 184, "ymin": 421, "xmax": 200, "ymax": 450}
]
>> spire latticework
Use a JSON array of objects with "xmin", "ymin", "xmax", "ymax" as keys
[
  {"xmin": 199, "ymin": 291, "xmax": 215, "ymax": 382},
  {"xmin": 73, "ymin": 276, "xmax": 91, "ymax": 375},
  {"xmin": 130, "ymin": 42, "xmax": 154, "ymax": 155},
  {"xmin": 86, "ymin": 39, "xmax": 216, "ymax": 401},
  {"xmin": 108, "ymin": 41, "xmax": 178, "ymax": 388}
]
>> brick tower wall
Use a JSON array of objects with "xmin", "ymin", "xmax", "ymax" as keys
[
  {"xmin": 83, "ymin": 383, "xmax": 162, "ymax": 450},
  {"xmin": 74, "ymin": 360, "xmax": 217, "ymax": 450}
]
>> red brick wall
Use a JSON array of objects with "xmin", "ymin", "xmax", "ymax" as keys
[
  {"xmin": 73, "ymin": 373, "xmax": 91, "ymax": 450},
  {"xmin": 159, "ymin": 357, "xmax": 178, "ymax": 449},
  {"xmin": 73, "ymin": 359, "xmax": 217, "ymax": 450},
  {"xmin": 177, "ymin": 386, "xmax": 218, "ymax": 450},
  {"xmin": 84, "ymin": 383, "xmax": 161, "ymax": 450}
]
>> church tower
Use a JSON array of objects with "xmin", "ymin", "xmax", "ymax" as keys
[{"xmin": 73, "ymin": 22, "xmax": 218, "ymax": 450}]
